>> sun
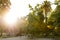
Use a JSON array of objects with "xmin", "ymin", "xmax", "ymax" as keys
[{"xmin": 3, "ymin": 11, "xmax": 17, "ymax": 25}]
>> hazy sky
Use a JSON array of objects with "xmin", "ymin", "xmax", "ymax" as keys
[{"xmin": 10, "ymin": 0, "xmax": 55, "ymax": 17}]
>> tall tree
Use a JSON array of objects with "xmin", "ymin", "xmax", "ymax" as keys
[
  {"xmin": 48, "ymin": 2, "xmax": 60, "ymax": 36},
  {"xmin": 55, "ymin": 0, "xmax": 60, "ymax": 5},
  {"xmin": 40, "ymin": 0, "xmax": 52, "ymax": 36},
  {"xmin": 0, "ymin": 0, "xmax": 11, "ymax": 37},
  {"xmin": 41, "ymin": 0, "xmax": 51, "ymax": 26},
  {"xmin": 26, "ymin": 3, "xmax": 51, "ymax": 37},
  {"xmin": 0, "ymin": 0, "xmax": 11, "ymax": 15}
]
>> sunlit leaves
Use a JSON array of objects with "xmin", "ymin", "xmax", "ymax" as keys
[
  {"xmin": 41, "ymin": 0, "xmax": 51, "ymax": 13},
  {"xmin": 48, "ymin": 3, "xmax": 60, "ymax": 37},
  {"xmin": 55, "ymin": 0, "xmax": 60, "ymax": 5},
  {"xmin": 28, "ymin": 4, "xmax": 33, "ymax": 11}
]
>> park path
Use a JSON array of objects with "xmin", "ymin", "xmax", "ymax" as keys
[{"xmin": 0, "ymin": 36, "xmax": 59, "ymax": 40}]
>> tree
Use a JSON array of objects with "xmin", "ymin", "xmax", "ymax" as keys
[
  {"xmin": 48, "ymin": 3, "xmax": 60, "ymax": 37},
  {"xmin": 41, "ymin": 0, "xmax": 51, "ymax": 24},
  {"xmin": 26, "ymin": 3, "xmax": 51, "ymax": 38},
  {"xmin": 0, "ymin": 0, "xmax": 11, "ymax": 15},
  {"xmin": 55, "ymin": 0, "xmax": 60, "ymax": 5},
  {"xmin": 0, "ymin": 0, "xmax": 11, "ymax": 37},
  {"xmin": 40, "ymin": 0, "xmax": 52, "ymax": 36},
  {"xmin": 26, "ymin": 0, "xmax": 60, "ymax": 38}
]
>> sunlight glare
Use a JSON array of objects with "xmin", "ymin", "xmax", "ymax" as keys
[{"xmin": 3, "ymin": 11, "xmax": 17, "ymax": 25}]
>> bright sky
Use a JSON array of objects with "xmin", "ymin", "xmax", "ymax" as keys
[
  {"xmin": 3, "ymin": 0, "xmax": 56, "ymax": 25},
  {"xmin": 10, "ymin": 0, "xmax": 56, "ymax": 17}
]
